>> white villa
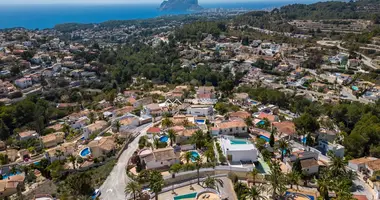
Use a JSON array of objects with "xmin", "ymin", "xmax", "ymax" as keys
[{"xmin": 220, "ymin": 136, "xmax": 258, "ymax": 163}]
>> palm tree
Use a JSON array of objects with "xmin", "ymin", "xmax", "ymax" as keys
[
  {"xmin": 114, "ymin": 121, "xmax": 121, "ymax": 133},
  {"xmin": 194, "ymin": 156, "xmax": 203, "ymax": 185},
  {"xmin": 161, "ymin": 117, "xmax": 173, "ymax": 128},
  {"xmin": 167, "ymin": 129, "xmax": 176, "ymax": 146},
  {"xmin": 181, "ymin": 151, "xmax": 194, "ymax": 163},
  {"xmin": 54, "ymin": 149, "xmax": 64, "ymax": 163},
  {"xmin": 266, "ymin": 160, "xmax": 286, "ymax": 199},
  {"xmin": 204, "ymin": 145, "xmax": 216, "ymax": 163},
  {"xmin": 328, "ymin": 154, "xmax": 347, "ymax": 176},
  {"xmin": 68, "ymin": 154, "xmax": 76, "ymax": 169},
  {"xmin": 149, "ymin": 170, "xmax": 164, "ymax": 200},
  {"xmin": 234, "ymin": 181, "xmax": 249, "ymax": 199},
  {"xmin": 203, "ymin": 175, "xmax": 223, "ymax": 190},
  {"xmin": 125, "ymin": 181, "xmax": 141, "ymax": 200},
  {"xmin": 169, "ymin": 163, "xmax": 182, "ymax": 178},
  {"xmin": 277, "ymin": 139, "xmax": 289, "ymax": 162},
  {"xmin": 247, "ymin": 168, "xmax": 260, "ymax": 185},
  {"xmin": 190, "ymin": 130, "xmax": 206, "ymax": 149},
  {"xmin": 246, "ymin": 184, "xmax": 267, "ymax": 200},
  {"xmin": 316, "ymin": 174, "xmax": 331, "ymax": 200},
  {"xmin": 62, "ymin": 123, "xmax": 70, "ymax": 136},
  {"xmin": 287, "ymin": 171, "xmax": 301, "ymax": 190}
]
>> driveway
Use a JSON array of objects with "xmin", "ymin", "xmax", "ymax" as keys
[{"xmin": 99, "ymin": 123, "xmax": 153, "ymax": 200}]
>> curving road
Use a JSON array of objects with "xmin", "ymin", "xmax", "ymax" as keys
[{"xmin": 99, "ymin": 123, "xmax": 153, "ymax": 200}]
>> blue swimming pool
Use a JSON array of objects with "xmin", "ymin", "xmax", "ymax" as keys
[
  {"xmin": 2, "ymin": 171, "xmax": 21, "ymax": 179},
  {"xmin": 352, "ymin": 86, "xmax": 359, "ymax": 91},
  {"xmin": 302, "ymin": 137, "xmax": 306, "ymax": 144},
  {"xmin": 159, "ymin": 135, "xmax": 169, "ymax": 143},
  {"xmin": 80, "ymin": 147, "xmax": 91, "ymax": 157},
  {"xmin": 230, "ymin": 139, "xmax": 251, "ymax": 145},
  {"xmin": 257, "ymin": 120, "xmax": 265, "ymax": 126},
  {"xmin": 285, "ymin": 191, "xmax": 315, "ymax": 200},
  {"xmin": 190, "ymin": 151, "xmax": 200, "ymax": 162},
  {"xmin": 195, "ymin": 119, "xmax": 205, "ymax": 124},
  {"xmin": 259, "ymin": 135, "xmax": 270, "ymax": 142},
  {"xmin": 174, "ymin": 192, "xmax": 197, "ymax": 200}
]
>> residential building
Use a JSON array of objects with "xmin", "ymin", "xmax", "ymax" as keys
[
  {"xmin": 299, "ymin": 158, "xmax": 319, "ymax": 175},
  {"xmin": 220, "ymin": 136, "xmax": 258, "ymax": 163},
  {"xmin": 215, "ymin": 121, "xmax": 247, "ymax": 135},
  {"xmin": 88, "ymin": 136, "xmax": 116, "ymax": 158},
  {"xmin": 18, "ymin": 130, "xmax": 38, "ymax": 141},
  {"xmin": 257, "ymin": 112, "xmax": 279, "ymax": 122},
  {"xmin": 139, "ymin": 147, "xmax": 179, "ymax": 170},
  {"xmin": 229, "ymin": 111, "xmax": 251, "ymax": 120},
  {"xmin": 318, "ymin": 140, "xmax": 345, "ymax": 158},
  {"xmin": 348, "ymin": 157, "xmax": 378, "ymax": 172},
  {"xmin": 142, "ymin": 103, "xmax": 162, "ymax": 116},
  {"xmin": 272, "ymin": 121, "xmax": 296, "ymax": 137},
  {"xmin": 45, "ymin": 143, "xmax": 75, "ymax": 162},
  {"xmin": 186, "ymin": 105, "xmax": 213, "ymax": 116},
  {"xmin": 41, "ymin": 132, "xmax": 65, "ymax": 148},
  {"xmin": 14, "ymin": 77, "xmax": 33, "ymax": 89},
  {"xmin": 82, "ymin": 120, "xmax": 108, "ymax": 139},
  {"xmin": 175, "ymin": 129, "xmax": 198, "ymax": 144},
  {"xmin": 118, "ymin": 116, "xmax": 140, "ymax": 132},
  {"xmin": 365, "ymin": 159, "xmax": 380, "ymax": 176},
  {"xmin": 70, "ymin": 116, "xmax": 89, "ymax": 129},
  {"xmin": 0, "ymin": 175, "xmax": 25, "ymax": 198}
]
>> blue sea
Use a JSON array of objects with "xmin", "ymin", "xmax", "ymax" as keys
[{"xmin": 0, "ymin": 1, "xmax": 321, "ymax": 29}]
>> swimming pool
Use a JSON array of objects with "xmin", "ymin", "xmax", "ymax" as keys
[
  {"xmin": 256, "ymin": 120, "xmax": 265, "ymax": 126},
  {"xmin": 259, "ymin": 135, "xmax": 270, "ymax": 142},
  {"xmin": 159, "ymin": 135, "xmax": 169, "ymax": 143},
  {"xmin": 174, "ymin": 192, "xmax": 197, "ymax": 200},
  {"xmin": 2, "ymin": 171, "xmax": 21, "ymax": 179},
  {"xmin": 80, "ymin": 147, "xmax": 91, "ymax": 157},
  {"xmin": 352, "ymin": 86, "xmax": 359, "ymax": 91},
  {"xmin": 190, "ymin": 151, "xmax": 200, "ymax": 162},
  {"xmin": 230, "ymin": 139, "xmax": 251, "ymax": 145},
  {"xmin": 195, "ymin": 119, "xmax": 205, "ymax": 124},
  {"xmin": 285, "ymin": 191, "xmax": 315, "ymax": 200}
]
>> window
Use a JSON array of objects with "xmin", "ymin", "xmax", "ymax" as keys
[
  {"xmin": 230, "ymin": 128, "xmax": 233, "ymax": 132},
  {"xmin": 242, "ymin": 127, "xmax": 245, "ymax": 131}
]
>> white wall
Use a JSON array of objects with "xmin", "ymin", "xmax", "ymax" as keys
[
  {"xmin": 303, "ymin": 165, "xmax": 319, "ymax": 175},
  {"xmin": 227, "ymin": 149, "xmax": 258, "ymax": 162},
  {"xmin": 187, "ymin": 107, "xmax": 213, "ymax": 116},
  {"xmin": 146, "ymin": 159, "xmax": 179, "ymax": 170}
]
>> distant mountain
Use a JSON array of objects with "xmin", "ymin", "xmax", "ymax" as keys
[{"xmin": 159, "ymin": 0, "xmax": 203, "ymax": 11}]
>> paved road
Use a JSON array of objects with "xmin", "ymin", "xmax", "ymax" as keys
[
  {"xmin": 99, "ymin": 123, "xmax": 153, "ymax": 200},
  {"xmin": 317, "ymin": 40, "xmax": 379, "ymax": 70}
]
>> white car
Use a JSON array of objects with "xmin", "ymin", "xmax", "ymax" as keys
[{"xmin": 91, "ymin": 189, "xmax": 101, "ymax": 199}]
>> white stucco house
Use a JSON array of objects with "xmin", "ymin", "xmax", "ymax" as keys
[
  {"xmin": 186, "ymin": 105, "xmax": 213, "ymax": 116},
  {"xmin": 220, "ymin": 136, "xmax": 258, "ymax": 163}
]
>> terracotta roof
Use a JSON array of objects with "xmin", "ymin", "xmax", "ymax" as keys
[
  {"xmin": 353, "ymin": 195, "xmax": 368, "ymax": 200},
  {"xmin": 258, "ymin": 113, "xmax": 277, "ymax": 122},
  {"xmin": 152, "ymin": 147, "xmax": 177, "ymax": 162},
  {"xmin": 230, "ymin": 111, "xmax": 251, "ymax": 119},
  {"xmin": 41, "ymin": 132, "xmax": 64, "ymax": 144},
  {"xmin": 217, "ymin": 121, "xmax": 247, "ymax": 129},
  {"xmin": 272, "ymin": 121, "xmax": 296, "ymax": 135},
  {"xmin": 366, "ymin": 159, "xmax": 380, "ymax": 171},
  {"xmin": 300, "ymin": 158, "xmax": 319, "ymax": 169},
  {"xmin": 18, "ymin": 130, "xmax": 37, "ymax": 138},
  {"xmin": 147, "ymin": 127, "xmax": 161, "ymax": 134},
  {"xmin": 145, "ymin": 103, "xmax": 160, "ymax": 110},
  {"xmin": 46, "ymin": 124, "xmax": 63, "ymax": 131},
  {"xmin": 85, "ymin": 120, "xmax": 107, "ymax": 132},
  {"xmin": 349, "ymin": 157, "xmax": 378, "ymax": 165},
  {"xmin": 119, "ymin": 117, "xmax": 136, "ymax": 126},
  {"xmin": 179, "ymin": 129, "xmax": 198, "ymax": 137},
  {"xmin": 88, "ymin": 136, "xmax": 115, "ymax": 152}
]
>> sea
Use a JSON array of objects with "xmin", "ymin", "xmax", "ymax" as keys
[{"xmin": 0, "ymin": 1, "xmax": 321, "ymax": 30}]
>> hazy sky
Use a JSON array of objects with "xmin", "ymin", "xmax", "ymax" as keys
[{"xmin": 1, "ymin": 0, "xmax": 299, "ymax": 5}]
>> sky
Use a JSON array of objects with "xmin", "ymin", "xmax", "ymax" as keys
[{"xmin": 0, "ymin": 0, "xmax": 304, "ymax": 5}]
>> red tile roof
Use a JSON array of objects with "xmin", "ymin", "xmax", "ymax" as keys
[{"xmin": 147, "ymin": 127, "xmax": 161, "ymax": 134}]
